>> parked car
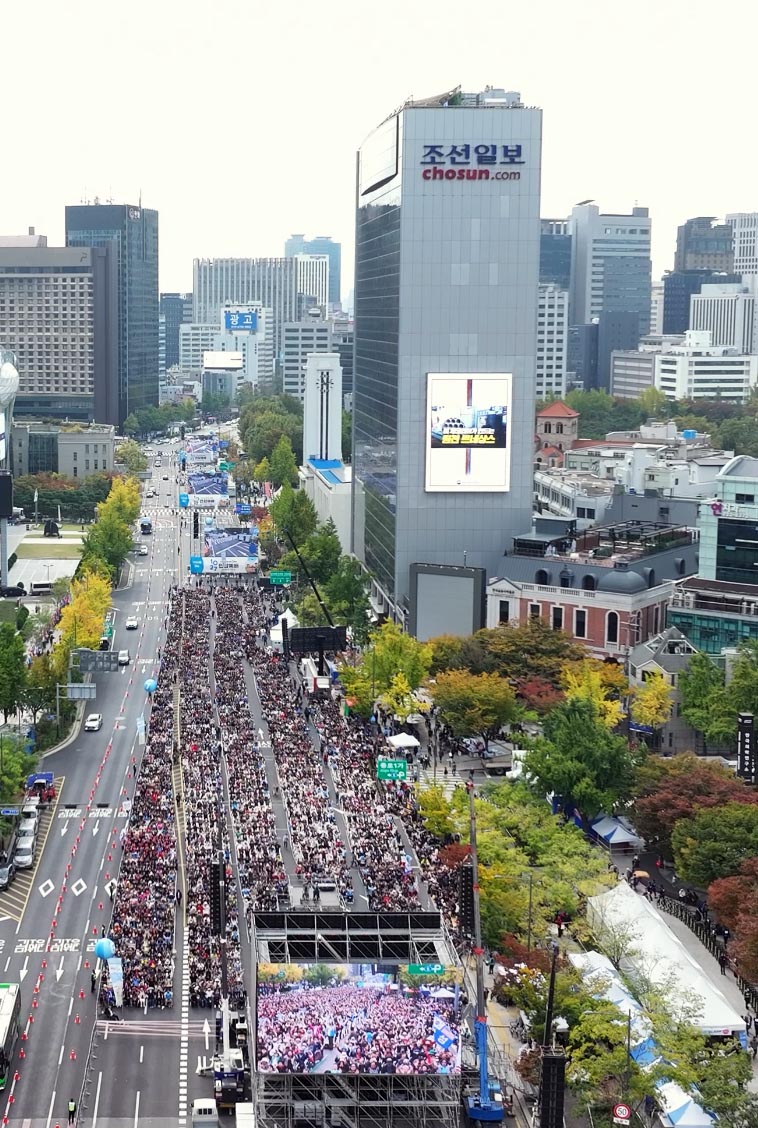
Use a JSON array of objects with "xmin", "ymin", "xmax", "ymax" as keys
[
  {"xmin": 13, "ymin": 842, "xmax": 34, "ymax": 870},
  {"xmin": 0, "ymin": 862, "xmax": 16, "ymax": 890},
  {"xmin": 17, "ymin": 819, "xmax": 37, "ymax": 840},
  {"xmin": 84, "ymin": 713, "xmax": 103, "ymax": 732}
]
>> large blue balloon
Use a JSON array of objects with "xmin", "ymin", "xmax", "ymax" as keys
[
  {"xmin": 143, "ymin": 678, "xmax": 157, "ymax": 694},
  {"xmin": 95, "ymin": 937, "xmax": 115, "ymax": 960}
]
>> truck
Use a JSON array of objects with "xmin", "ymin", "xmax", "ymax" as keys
[
  {"xmin": 234, "ymin": 1103, "xmax": 256, "ymax": 1128},
  {"xmin": 139, "ymin": 517, "xmax": 153, "ymax": 535}
]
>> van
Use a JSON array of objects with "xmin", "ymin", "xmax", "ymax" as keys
[
  {"xmin": 191, "ymin": 1099, "xmax": 219, "ymax": 1126},
  {"xmin": 17, "ymin": 818, "xmax": 37, "ymax": 839}
]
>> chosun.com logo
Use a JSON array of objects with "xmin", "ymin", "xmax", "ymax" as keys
[{"xmin": 421, "ymin": 168, "xmax": 521, "ymax": 182}]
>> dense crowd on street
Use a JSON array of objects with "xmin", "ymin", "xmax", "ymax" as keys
[
  {"xmin": 110, "ymin": 597, "xmax": 180, "ymax": 1008},
  {"xmin": 256, "ymin": 982, "xmax": 460, "ymax": 1075}
]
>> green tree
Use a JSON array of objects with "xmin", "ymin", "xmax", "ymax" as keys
[
  {"xmin": 477, "ymin": 619, "xmax": 587, "ymax": 685},
  {"xmin": 431, "ymin": 669, "xmax": 518, "ymax": 748},
  {"xmin": 0, "ymin": 623, "xmax": 27, "ymax": 721},
  {"xmin": 252, "ymin": 457, "xmax": 271, "ymax": 484},
  {"xmin": 717, "ymin": 416, "xmax": 758, "ymax": 457},
  {"xmin": 637, "ymin": 385, "xmax": 670, "ymax": 419},
  {"xmin": 115, "ymin": 439, "xmax": 148, "ymax": 473},
  {"xmin": 0, "ymin": 734, "xmax": 35, "ymax": 803},
  {"xmin": 269, "ymin": 434, "xmax": 299, "ymax": 487},
  {"xmin": 269, "ymin": 483, "xmax": 318, "ymax": 546},
  {"xmin": 525, "ymin": 699, "xmax": 640, "ymax": 822},
  {"xmin": 81, "ymin": 506, "xmax": 133, "ymax": 575},
  {"xmin": 339, "ymin": 621, "xmax": 432, "ymax": 715},
  {"xmin": 679, "ymin": 650, "xmax": 734, "ymax": 748},
  {"xmin": 123, "ymin": 413, "xmax": 139, "ymax": 437},
  {"xmin": 630, "ymin": 669, "xmax": 673, "ymax": 729},
  {"xmin": 341, "ymin": 411, "xmax": 352, "ymax": 460},
  {"xmin": 324, "ymin": 556, "xmax": 370, "ymax": 642},
  {"xmin": 672, "ymin": 802, "xmax": 758, "ymax": 885},
  {"xmin": 280, "ymin": 520, "xmax": 341, "ymax": 586},
  {"xmin": 22, "ymin": 655, "xmax": 57, "ymax": 725}
]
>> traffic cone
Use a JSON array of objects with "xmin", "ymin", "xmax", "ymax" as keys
[
  {"xmin": 84, "ymin": 960, "xmax": 89, "ymax": 969},
  {"xmin": 78, "ymin": 989, "xmax": 84, "ymax": 999},
  {"xmin": 70, "ymin": 1050, "xmax": 76, "ymax": 1061},
  {"xmin": 74, "ymin": 1014, "xmax": 80, "ymax": 1025},
  {"xmin": 18, "ymin": 1049, "xmax": 24, "ymax": 1059}
]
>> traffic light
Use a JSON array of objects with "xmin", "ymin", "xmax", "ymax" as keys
[
  {"xmin": 209, "ymin": 860, "xmax": 225, "ymax": 936},
  {"xmin": 180, "ymin": 425, "xmax": 185, "ymax": 439},
  {"xmin": 459, "ymin": 865, "xmax": 475, "ymax": 936},
  {"xmin": 193, "ymin": 511, "xmax": 199, "ymax": 538}
]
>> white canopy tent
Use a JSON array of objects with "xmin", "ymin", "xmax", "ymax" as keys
[
  {"xmin": 270, "ymin": 607, "xmax": 299, "ymax": 645},
  {"xmin": 656, "ymin": 1082, "xmax": 715, "ymax": 1127},
  {"xmin": 387, "ymin": 732, "xmax": 420, "ymax": 750},
  {"xmin": 587, "ymin": 882, "xmax": 746, "ymax": 1041}
]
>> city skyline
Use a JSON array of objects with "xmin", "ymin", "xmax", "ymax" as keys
[{"xmin": 3, "ymin": 0, "xmax": 757, "ymax": 293}]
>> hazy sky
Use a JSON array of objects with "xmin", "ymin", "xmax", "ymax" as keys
[{"xmin": 6, "ymin": 0, "xmax": 755, "ymax": 296}]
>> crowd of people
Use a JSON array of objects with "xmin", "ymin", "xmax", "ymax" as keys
[
  {"xmin": 256, "ymin": 982, "xmax": 460, "ymax": 1075},
  {"xmin": 110, "ymin": 597, "xmax": 180, "ymax": 1008}
]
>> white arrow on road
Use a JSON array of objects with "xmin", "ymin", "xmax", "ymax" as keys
[
  {"xmin": 55, "ymin": 957, "xmax": 64, "ymax": 982},
  {"xmin": 92, "ymin": 820, "xmax": 100, "ymax": 837},
  {"xmin": 258, "ymin": 728, "xmax": 265, "ymax": 741},
  {"xmin": 19, "ymin": 956, "xmax": 28, "ymax": 982},
  {"xmin": 60, "ymin": 823, "xmax": 68, "ymax": 836},
  {"xmin": 203, "ymin": 1018, "xmax": 210, "ymax": 1051}
]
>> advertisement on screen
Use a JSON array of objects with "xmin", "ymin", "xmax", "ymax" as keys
[
  {"xmin": 184, "ymin": 439, "xmax": 218, "ymax": 466},
  {"xmin": 256, "ymin": 962, "xmax": 462, "ymax": 1075},
  {"xmin": 187, "ymin": 471, "xmax": 229, "ymax": 508},
  {"xmin": 425, "ymin": 373, "xmax": 511, "ymax": 492},
  {"xmin": 204, "ymin": 527, "xmax": 258, "ymax": 561}
]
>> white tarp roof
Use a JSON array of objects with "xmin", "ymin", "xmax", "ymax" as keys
[
  {"xmin": 589, "ymin": 814, "xmax": 644, "ymax": 847},
  {"xmin": 270, "ymin": 608, "xmax": 299, "ymax": 643},
  {"xmin": 387, "ymin": 732, "xmax": 420, "ymax": 749},
  {"xmin": 656, "ymin": 1081, "xmax": 715, "ymax": 1127},
  {"xmin": 569, "ymin": 950, "xmax": 651, "ymax": 1046},
  {"xmin": 587, "ymin": 882, "xmax": 746, "ymax": 1038}
]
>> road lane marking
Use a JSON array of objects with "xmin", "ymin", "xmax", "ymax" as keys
[
  {"xmin": 71, "ymin": 878, "xmax": 87, "ymax": 896},
  {"xmin": 92, "ymin": 1072, "xmax": 102, "ymax": 1128},
  {"xmin": 45, "ymin": 1088, "xmax": 56, "ymax": 1128},
  {"xmin": 38, "ymin": 879, "xmax": 54, "ymax": 897},
  {"xmin": 139, "ymin": 1044, "xmax": 144, "ymax": 1063},
  {"xmin": 134, "ymin": 1090, "xmax": 140, "ymax": 1128}
]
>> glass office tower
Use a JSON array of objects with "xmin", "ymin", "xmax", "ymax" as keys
[
  {"xmin": 66, "ymin": 204, "xmax": 159, "ymax": 424},
  {"xmin": 352, "ymin": 88, "xmax": 542, "ymax": 627}
]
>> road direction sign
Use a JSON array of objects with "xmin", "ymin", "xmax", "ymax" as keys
[
  {"xmin": 407, "ymin": 963, "xmax": 445, "ymax": 976},
  {"xmin": 269, "ymin": 570, "xmax": 292, "ymax": 585},
  {"xmin": 376, "ymin": 758, "xmax": 408, "ymax": 782},
  {"xmin": 612, "ymin": 1104, "xmax": 631, "ymax": 1126},
  {"xmin": 77, "ymin": 649, "xmax": 121, "ymax": 673},
  {"xmin": 64, "ymin": 683, "xmax": 97, "ymax": 700},
  {"xmin": 0, "ymin": 808, "xmax": 18, "ymax": 817}
]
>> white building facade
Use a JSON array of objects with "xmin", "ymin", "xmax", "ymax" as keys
[
  {"xmin": 536, "ymin": 284, "xmax": 568, "ymax": 398},
  {"xmin": 294, "ymin": 254, "xmax": 329, "ymax": 310},
  {"xmin": 689, "ymin": 283, "xmax": 756, "ymax": 353},
  {"xmin": 283, "ymin": 318, "xmax": 332, "ymax": 400},
  {"xmin": 727, "ymin": 213, "xmax": 758, "ymax": 276}
]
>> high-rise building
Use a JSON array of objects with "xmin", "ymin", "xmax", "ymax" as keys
[
  {"xmin": 612, "ymin": 331, "xmax": 758, "ymax": 402},
  {"xmin": 293, "ymin": 254, "xmax": 329, "ymax": 310},
  {"xmin": 539, "ymin": 219, "xmax": 571, "ymax": 288},
  {"xmin": 536, "ymin": 284, "xmax": 568, "ymax": 399},
  {"xmin": 192, "ymin": 258, "xmax": 299, "ymax": 355},
  {"xmin": 0, "ymin": 243, "xmax": 119, "ymax": 425},
  {"xmin": 282, "ymin": 315, "xmax": 332, "ymax": 400},
  {"xmin": 662, "ymin": 269, "xmax": 740, "ymax": 334},
  {"xmin": 727, "ymin": 213, "xmax": 758, "ymax": 276},
  {"xmin": 352, "ymin": 86, "xmax": 541, "ymax": 630},
  {"xmin": 650, "ymin": 281, "xmax": 664, "ymax": 336},
  {"xmin": 690, "ymin": 283, "xmax": 757, "ymax": 353},
  {"xmin": 285, "ymin": 234, "xmax": 342, "ymax": 306},
  {"xmin": 65, "ymin": 203, "xmax": 159, "ymax": 424},
  {"xmin": 179, "ymin": 324, "xmax": 218, "ymax": 371},
  {"xmin": 569, "ymin": 203, "xmax": 652, "ymax": 338},
  {"xmin": 331, "ymin": 317, "xmax": 354, "ymax": 399},
  {"xmin": 160, "ymin": 292, "xmax": 192, "ymax": 370},
  {"xmin": 674, "ymin": 217, "xmax": 734, "ymax": 273}
]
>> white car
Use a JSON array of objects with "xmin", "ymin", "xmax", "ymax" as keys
[
  {"xmin": 138, "ymin": 545, "xmax": 149, "ymax": 557},
  {"xmin": 14, "ymin": 843, "xmax": 34, "ymax": 870},
  {"xmin": 118, "ymin": 650, "xmax": 130, "ymax": 666},
  {"xmin": 126, "ymin": 616, "xmax": 139, "ymax": 629},
  {"xmin": 84, "ymin": 713, "xmax": 103, "ymax": 732}
]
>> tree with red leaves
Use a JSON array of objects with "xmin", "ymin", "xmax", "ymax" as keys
[
  {"xmin": 709, "ymin": 858, "xmax": 758, "ymax": 981},
  {"xmin": 633, "ymin": 753, "xmax": 758, "ymax": 855},
  {"xmin": 513, "ymin": 675, "xmax": 564, "ymax": 715}
]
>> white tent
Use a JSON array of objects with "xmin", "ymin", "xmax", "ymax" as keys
[
  {"xmin": 270, "ymin": 607, "xmax": 299, "ymax": 645},
  {"xmin": 589, "ymin": 815, "xmax": 644, "ymax": 849},
  {"xmin": 587, "ymin": 882, "xmax": 746, "ymax": 1041},
  {"xmin": 387, "ymin": 732, "xmax": 420, "ymax": 749},
  {"xmin": 656, "ymin": 1082, "xmax": 715, "ymax": 1127}
]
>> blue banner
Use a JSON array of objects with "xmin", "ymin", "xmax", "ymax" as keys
[
  {"xmin": 190, "ymin": 556, "xmax": 204, "ymax": 575},
  {"xmin": 235, "ymin": 502, "xmax": 252, "ymax": 515},
  {"xmin": 179, "ymin": 493, "xmax": 190, "ymax": 508}
]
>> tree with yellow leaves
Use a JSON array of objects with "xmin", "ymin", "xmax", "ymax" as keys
[
  {"xmin": 53, "ymin": 572, "xmax": 112, "ymax": 677},
  {"xmin": 630, "ymin": 670, "xmax": 673, "ymax": 730},
  {"xmin": 561, "ymin": 659, "xmax": 627, "ymax": 730}
]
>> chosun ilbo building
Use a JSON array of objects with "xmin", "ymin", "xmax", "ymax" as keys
[{"xmin": 351, "ymin": 86, "xmax": 542, "ymax": 639}]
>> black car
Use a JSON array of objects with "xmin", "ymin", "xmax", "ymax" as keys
[{"xmin": 0, "ymin": 862, "xmax": 16, "ymax": 890}]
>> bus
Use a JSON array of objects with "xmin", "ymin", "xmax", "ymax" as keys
[
  {"xmin": 139, "ymin": 517, "xmax": 153, "ymax": 535},
  {"xmin": 0, "ymin": 984, "xmax": 21, "ymax": 1089}
]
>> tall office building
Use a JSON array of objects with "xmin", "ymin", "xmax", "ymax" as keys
[
  {"xmin": 160, "ymin": 292, "xmax": 192, "ymax": 370},
  {"xmin": 192, "ymin": 258, "xmax": 299, "ymax": 354},
  {"xmin": 353, "ymin": 86, "xmax": 541, "ymax": 632},
  {"xmin": 331, "ymin": 317, "xmax": 354, "ymax": 399},
  {"xmin": 536, "ymin": 284, "xmax": 568, "ymax": 399},
  {"xmin": 675, "ymin": 216, "xmax": 734, "ymax": 273},
  {"xmin": 727, "ymin": 213, "xmax": 758, "ymax": 276},
  {"xmin": 285, "ymin": 234, "xmax": 342, "ymax": 306},
  {"xmin": 65, "ymin": 203, "xmax": 159, "ymax": 424},
  {"xmin": 0, "ymin": 243, "xmax": 118, "ymax": 425},
  {"xmin": 282, "ymin": 315, "xmax": 332, "ymax": 400},
  {"xmin": 662, "ymin": 269, "xmax": 740, "ymax": 334},
  {"xmin": 690, "ymin": 283, "xmax": 757, "ymax": 353},
  {"xmin": 294, "ymin": 253, "xmax": 329, "ymax": 310},
  {"xmin": 539, "ymin": 219, "xmax": 571, "ymax": 288},
  {"xmin": 569, "ymin": 203, "xmax": 652, "ymax": 338}
]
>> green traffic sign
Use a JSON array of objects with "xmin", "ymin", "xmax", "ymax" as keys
[
  {"xmin": 407, "ymin": 963, "xmax": 445, "ymax": 976},
  {"xmin": 269, "ymin": 571, "xmax": 292, "ymax": 585},
  {"xmin": 105, "ymin": 625, "xmax": 113, "ymax": 638},
  {"xmin": 376, "ymin": 758, "xmax": 408, "ymax": 782},
  {"xmin": 219, "ymin": 461, "xmax": 236, "ymax": 471}
]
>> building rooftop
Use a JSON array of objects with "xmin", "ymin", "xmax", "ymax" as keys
[
  {"xmin": 537, "ymin": 401, "xmax": 579, "ymax": 419},
  {"xmin": 630, "ymin": 626, "xmax": 697, "ymax": 670},
  {"xmin": 670, "ymin": 576, "xmax": 758, "ymax": 621},
  {"xmin": 512, "ymin": 519, "xmax": 695, "ymax": 569},
  {"xmin": 720, "ymin": 454, "xmax": 758, "ymax": 479},
  {"xmin": 534, "ymin": 468, "xmax": 617, "ymax": 498}
]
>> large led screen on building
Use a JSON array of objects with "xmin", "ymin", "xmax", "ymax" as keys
[
  {"xmin": 256, "ymin": 962, "xmax": 462, "ymax": 1075},
  {"xmin": 425, "ymin": 373, "xmax": 512, "ymax": 492},
  {"xmin": 204, "ymin": 527, "xmax": 258, "ymax": 560}
]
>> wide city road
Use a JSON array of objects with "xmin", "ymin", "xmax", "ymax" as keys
[{"xmin": 0, "ymin": 446, "xmax": 182, "ymax": 1128}]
